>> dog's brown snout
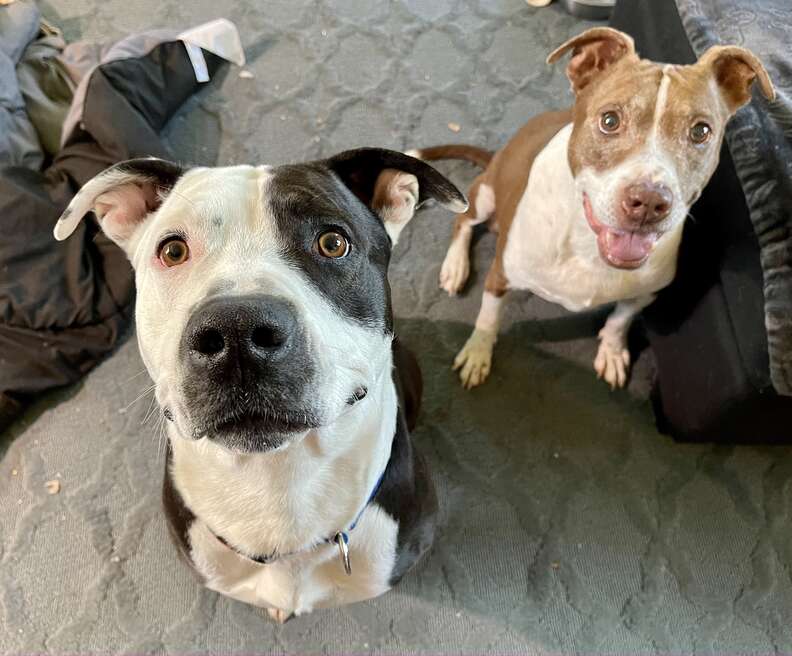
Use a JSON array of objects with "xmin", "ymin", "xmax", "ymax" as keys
[{"xmin": 620, "ymin": 182, "xmax": 673, "ymax": 225}]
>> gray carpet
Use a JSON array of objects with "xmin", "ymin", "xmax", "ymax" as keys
[{"xmin": 2, "ymin": 1, "xmax": 792, "ymax": 653}]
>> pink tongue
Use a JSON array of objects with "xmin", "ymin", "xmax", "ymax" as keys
[{"xmin": 604, "ymin": 229, "xmax": 658, "ymax": 262}]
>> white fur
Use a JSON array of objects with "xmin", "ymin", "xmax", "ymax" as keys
[
  {"xmin": 502, "ymin": 124, "xmax": 682, "ymax": 312},
  {"xmin": 58, "ymin": 163, "xmax": 408, "ymax": 617},
  {"xmin": 578, "ymin": 75, "xmax": 684, "ymax": 239},
  {"xmin": 188, "ymin": 502, "xmax": 398, "ymax": 615},
  {"xmin": 171, "ymin": 360, "xmax": 395, "ymax": 554},
  {"xmin": 474, "ymin": 183, "xmax": 496, "ymax": 224},
  {"xmin": 594, "ymin": 295, "xmax": 655, "ymax": 388},
  {"xmin": 475, "ymin": 291, "xmax": 503, "ymax": 332},
  {"xmin": 462, "ymin": 67, "xmax": 727, "ymax": 389},
  {"xmin": 129, "ymin": 167, "xmax": 402, "ymax": 615},
  {"xmin": 126, "ymin": 167, "xmax": 393, "ymax": 434},
  {"xmin": 454, "ymin": 292, "xmax": 503, "ymax": 388},
  {"xmin": 453, "ymin": 327, "xmax": 497, "ymax": 390},
  {"xmin": 455, "ymin": 123, "xmax": 685, "ymax": 388},
  {"xmin": 175, "ymin": 365, "xmax": 399, "ymax": 615},
  {"xmin": 439, "ymin": 183, "xmax": 494, "ymax": 296},
  {"xmin": 648, "ymin": 66, "xmax": 673, "ymax": 153},
  {"xmin": 54, "ymin": 169, "xmax": 139, "ymax": 241},
  {"xmin": 439, "ymin": 235, "xmax": 471, "ymax": 296}
]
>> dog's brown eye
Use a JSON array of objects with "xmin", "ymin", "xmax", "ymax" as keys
[
  {"xmin": 599, "ymin": 110, "xmax": 621, "ymax": 134},
  {"xmin": 317, "ymin": 231, "xmax": 349, "ymax": 258},
  {"xmin": 158, "ymin": 237, "xmax": 189, "ymax": 267},
  {"xmin": 690, "ymin": 121, "xmax": 712, "ymax": 144}
]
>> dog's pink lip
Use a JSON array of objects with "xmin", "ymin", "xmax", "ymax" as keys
[{"xmin": 582, "ymin": 193, "xmax": 661, "ymax": 270}]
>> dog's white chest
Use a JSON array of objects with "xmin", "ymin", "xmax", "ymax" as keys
[
  {"xmin": 187, "ymin": 503, "xmax": 399, "ymax": 615},
  {"xmin": 168, "ymin": 379, "xmax": 403, "ymax": 617},
  {"xmin": 502, "ymin": 124, "xmax": 679, "ymax": 311}
]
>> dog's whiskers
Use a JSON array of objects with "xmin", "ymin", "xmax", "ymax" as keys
[
  {"xmin": 142, "ymin": 393, "xmax": 160, "ymax": 425},
  {"xmin": 122, "ymin": 368, "xmax": 151, "ymax": 385},
  {"xmin": 157, "ymin": 413, "xmax": 168, "ymax": 460},
  {"xmin": 120, "ymin": 383, "xmax": 157, "ymax": 413},
  {"xmin": 148, "ymin": 410, "xmax": 168, "ymax": 460}
]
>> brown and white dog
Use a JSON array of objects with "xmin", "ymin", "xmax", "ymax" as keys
[{"xmin": 409, "ymin": 27, "xmax": 774, "ymax": 389}]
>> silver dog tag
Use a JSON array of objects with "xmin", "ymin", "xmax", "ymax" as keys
[{"xmin": 334, "ymin": 532, "xmax": 352, "ymax": 576}]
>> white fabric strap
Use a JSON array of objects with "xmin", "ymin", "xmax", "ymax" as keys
[
  {"xmin": 182, "ymin": 41, "xmax": 209, "ymax": 82},
  {"xmin": 178, "ymin": 18, "xmax": 246, "ymax": 82}
]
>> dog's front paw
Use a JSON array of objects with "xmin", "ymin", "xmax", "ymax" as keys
[
  {"xmin": 594, "ymin": 335, "xmax": 630, "ymax": 389},
  {"xmin": 453, "ymin": 329, "xmax": 496, "ymax": 389},
  {"xmin": 439, "ymin": 244, "xmax": 470, "ymax": 296},
  {"xmin": 266, "ymin": 607, "xmax": 293, "ymax": 624}
]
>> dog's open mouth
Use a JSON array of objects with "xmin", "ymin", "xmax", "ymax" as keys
[{"xmin": 583, "ymin": 194, "xmax": 660, "ymax": 270}]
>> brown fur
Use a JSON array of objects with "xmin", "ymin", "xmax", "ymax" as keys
[
  {"xmin": 567, "ymin": 56, "xmax": 661, "ymax": 176},
  {"xmin": 547, "ymin": 27, "xmax": 635, "ymax": 94},
  {"xmin": 423, "ymin": 29, "xmax": 775, "ymax": 292},
  {"xmin": 416, "ymin": 145, "xmax": 493, "ymax": 169},
  {"xmin": 484, "ymin": 110, "xmax": 573, "ymax": 296},
  {"xmin": 698, "ymin": 45, "xmax": 775, "ymax": 111},
  {"xmin": 421, "ymin": 109, "xmax": 572, "ymax": 297},
  {"xmin": 413, "ymin": 26, "xmax": 775, "ymax": 390}
]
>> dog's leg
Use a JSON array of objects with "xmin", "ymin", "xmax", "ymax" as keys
[
  {"xmin": 453, "ymin": 292, "xmax": 504, "ymax": 389},
  {"xmin": 594, "ymin": 294, "xmax": 655, "ymax": 389},
  {"xmin": 266, "ymin": 607, "xmax": 293, "ymax": 624},
  {"xmin": 440, "ymin": 176, "xmax": 494, "ymax": 296},
  {"xmin": 453, "ymin": 263, "xmax": 508, "ymax": 389}
]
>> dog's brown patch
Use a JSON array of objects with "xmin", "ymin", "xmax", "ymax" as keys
[{"xmin": 567, "ymin": 56, "xmax": 662, "ymax": 177}]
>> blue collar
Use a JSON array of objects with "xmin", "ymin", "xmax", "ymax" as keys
[
  {"xmin": 212, "ymin": 467, "xmax": 387, "ymax": 574},
  {"xmin": 345, "ymin": 468, "xmax": 386, "ymax": 534}
]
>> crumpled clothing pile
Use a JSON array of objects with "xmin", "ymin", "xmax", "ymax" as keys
[{"xmin": 0, "ymin": 0, "xmax": 244, "ymax": 431}]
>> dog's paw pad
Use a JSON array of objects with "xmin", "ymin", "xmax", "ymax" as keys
[
  {"xmin": 594, "ymin": 340, "xmax": 630, "ymax": 389},
  {"xmin": 453, "ymin": 330, "xmax": 495, "ymax": 389}
]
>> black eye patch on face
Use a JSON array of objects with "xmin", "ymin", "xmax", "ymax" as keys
[
  {"xmin": 266, "ymin": 163, "xmax": 394, "ymax": 332},
  {"xmin": 263, "ymin": 148, "xmax": 466, "ymax": 333}
]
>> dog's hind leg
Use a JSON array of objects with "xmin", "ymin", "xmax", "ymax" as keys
[
  {"xmin": 453, "ymin": 262, "xmax": 508, "ymax": 389},
  {"xmin": 594, "ymin": 294, "xmax": 655, "ymax": 388},
  {"xmin": 439, "ymin": 176, "xmax": 494, "ymax": 296}
]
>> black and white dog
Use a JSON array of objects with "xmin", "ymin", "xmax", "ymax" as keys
[{"xmin": 54, "ymin": 149, "xmax": 466, "ymax": 621}]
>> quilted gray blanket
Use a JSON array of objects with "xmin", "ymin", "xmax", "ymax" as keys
[
  {"xmin": 677, "ymin": 0, "xmax": 792, "ymax": 395},
  {"xmin": 3, "ymin": 2, "xmax": 792, "ymax": 653}
]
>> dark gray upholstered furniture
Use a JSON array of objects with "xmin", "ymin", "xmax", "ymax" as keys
[{"xmin": 612, "ymin": 0, "xmax": 792, "ymax": 443}]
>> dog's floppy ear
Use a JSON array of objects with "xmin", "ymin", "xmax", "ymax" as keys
[
  {"xmin": 697, "ymin": 45, "xmax": 775, "ymax": 113},
  {"xmin": 325, "ymin": 148, "xmax": 468, "ymax": 245},
  {"xmin": 53, "ymin": 158, "xmax": 184, "ymax": 253},
  {"xmin": 547, "ymin": 27, "xmax": 636, "ymax": 94}
]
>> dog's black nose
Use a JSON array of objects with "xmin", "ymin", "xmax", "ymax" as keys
[
  {"xmin": 182, "ymin": 295, "xmax": 297, "ymax": 379},
  {"xmin": 620, "ymin": 181, "xmax": 673, "ymax": 224}
]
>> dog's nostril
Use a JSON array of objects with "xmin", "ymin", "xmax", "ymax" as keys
[
  {"xmin": 630, "ymin": 198, "xmax": 643, "ymax": 209},
  {"xmin": 655, "ymin": 202, "xmax": 670, "ymax": 214},
  {"xmin": 196, "ymin": 328, "xmax": 225, "ymax": 355},
  {"xmin": 252, "ymin": 325, "xmax": 283, "ymax": 349}
]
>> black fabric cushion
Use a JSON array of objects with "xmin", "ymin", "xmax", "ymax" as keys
[
  {"xmin": 610, "ymin": 0, "xmax": 792, "ymax": 442},
  {"xmin": 0, "ymin": 42, "xmax": 224, "ymax": 432}
]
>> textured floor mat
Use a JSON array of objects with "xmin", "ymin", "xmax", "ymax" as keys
[{"xmin": 1, "ymin": 0, "xmax": 791, "ymax": 653}]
